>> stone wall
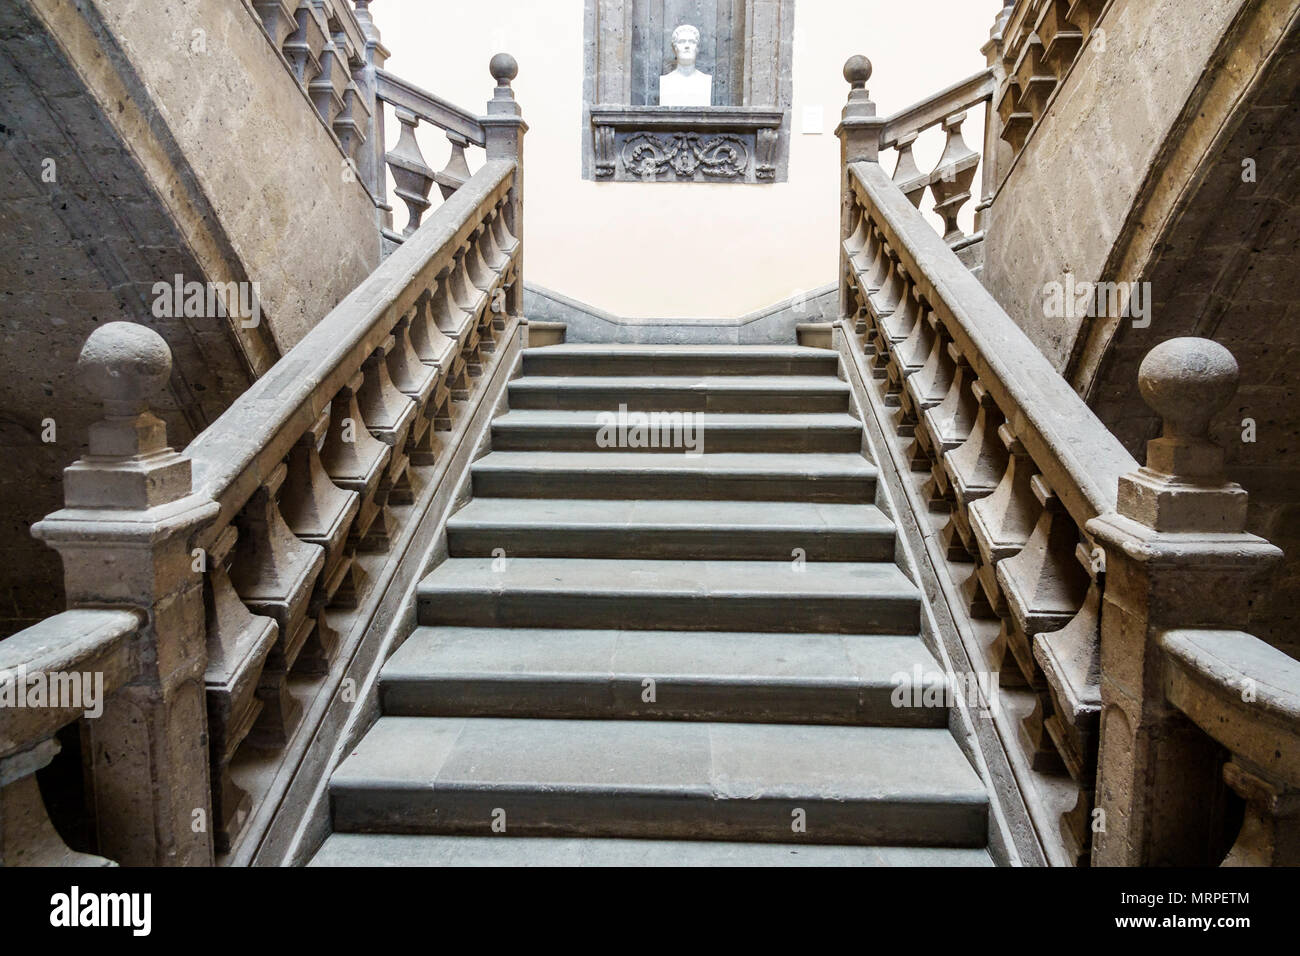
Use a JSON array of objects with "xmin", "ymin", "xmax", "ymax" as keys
[
  {"xmin": 0, "ymin": 0, "xmax": 383, "ymax": 635},
  {"xmin": 524, "ymin": 281, "xmax": 836, "ymax": 343}
]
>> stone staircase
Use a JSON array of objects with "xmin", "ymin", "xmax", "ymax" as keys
[{"xmin": 310, "ymin": 345, "xmax": 992, "ymax": 866}]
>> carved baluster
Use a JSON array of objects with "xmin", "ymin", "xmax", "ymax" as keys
[
  {"xmin": 254, "ymin": 0, "xmax": 299, "ymax": 48},
  {"xmin": 358, "ymin": 340, "xmax": 418, "ymax": 510},
  {"xmin": 386, "ymin": 310, "xmax": 441, "ymax": 464},
  {"xmin": 405, "ymin": 291, "xmax": 455, "ymax": 439},
  {"xmin": 309, "ymin": 37, "xmax": 347, "ymax": 128},
  {"xmin": 843, "ymin": 210, "xmax": 869, "ymax": 273},
  {"xmin": 230, "ymin": 463, "xmax": 326, "ymax": 749},
  {"xmin": 1034, "ymin": 539, "xmax": 1103, "ymax": 865},
  {"xmin": 467, "ymin": 227, "xmax": 500, "ymax": 351},
  {"xmin": 900, "ymin": 318, "xmax": 955, "ymax": 450},
  {"xmin": 884, "ymin": 288, "xmax": 927, "ymax": 400},
  {"xmin": 387, "ymin": 108, "xmax": 435, "ymax": 237},
  {"xmin": 862, "ymin": 227, "xmax": 890, "ymax": 293},
  {"xmin": 891, "ymin": 132, "xmax": 929, "ymax": 208},
  {"xmin": 1066, "ymin": 0, "xmax": 1106, "ymax": 39},
  {"xmin": 968, "ymin": 424, "xmax": 1038, "ymax": 630},
  {"xmin": 481, "ymin": 209, "xmax": 511, "ymax": 273},
  {"xmin": 919, "ymin": 349, "xmax": 977, "ymax": 513},
  {"xmin": 921, "ymin": 347, "xmax": 977, "ymax": 457},
  {"xmin": 450, "ymin": 249, "xmax": 486, "ymax": 377},
  {"xmin": 996, "ymin": 76, "xmax": 1033, "ymax": 154},
  {"xmin": 1012, "ymin": 33, "xmax": 1056, "ymax": 125},
  {"xmin": 335, "ymin": 74, "xmax": 371, "ymax": 166},
  {"xmin": 202, "ymin": 525, "xmax": 277, "ymax": 853},
  {"xmin": 430, "ymin": 270, "xmax": 472, "ymax": 400},
  {"xmin": 279, "ymin": 413, "xmax": 361, "ymax": 673},
  {"xmin": 283, "ymin": 3, "xmax": 327, "ymax": 87},
  {"xmin": 940, "ymin": 381, "xmax": 1007, "ymax": 559},
  {"xmin": 880, "ymin": 270, "xmax": 919, "ymax": 345},
  {"xmin": 995, "ymin": 476, "xmax": 1090, "ymax": 769},
  {"xmin": 895, "ymin": 299, "xmax": 937, "ymax": 383},
  {"xmin": 435, "ymin": 132, "xmax": 473, "ymax": 199},
  {"xmin": 929, "ymin": 112, "xmax": 981, "ymax": 244},
  {"xmin": 1037, "ymin": 0, "xmax": 1084, "ymax": 79},
  {"xmin": 868, "ymin": 253, "xmax": 902, "ymax": 322},
  {"xmin": 319, "ymin": 375, "xmax": 392, "ymax": 562},
  {"xmin": 492, "ymin": 198, "xmax": 521, "ymax": 258},
  {"xmin": 1220, "ymin": 762, "xmax": 1300, "ymax": 867}
]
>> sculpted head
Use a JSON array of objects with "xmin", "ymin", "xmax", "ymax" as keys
[{"xmin": 671, "ymin": 25, "xmax": 700, "ymax": 70}]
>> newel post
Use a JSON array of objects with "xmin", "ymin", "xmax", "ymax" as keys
[
  {"xmin": 1087, "ymin": 338, "xmax": 1283, "ymax": 866},
  {"xmin": 482, "ymin": 53, "xmax": 527, "ymax": 320},
  {"xmin": 836, "ymin": 56, "xmax": 885, "ymax": 323},
  {"xmin": 32, "ymin": 323, "xmax": 218, "ymax": 866}
]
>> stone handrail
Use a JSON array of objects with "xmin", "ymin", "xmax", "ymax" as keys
[
  {"xmin": 30, "ymin": 55, "xmax": 525, "ymax": 866},
  {"xmin": 1161, "ymin": 627, "xmax": 1300, "ymax": 865},
  {"xmin": 0, "ymin": 610, "xmax": 139, "ymax": 865},
  {"xmin": 1161, "ymin": 629, "xmax": 1300, "ymax": 789},
  {"xmin": 375, "ymin": 69, "xmax": 487, "ymax": 147},
  {"xmin": 879, "ymin": 69, "xmax": 996, "ymax": 149}
]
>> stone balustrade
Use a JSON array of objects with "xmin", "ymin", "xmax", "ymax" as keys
[
  {"xmin": 0, "ymin": 610, "xmax": 139, "ymax": 866},
  {"xmin": 375, "ymin": 69, "xmax": 490, "ymax": 239},
  {"xmin": 837, "ymin": 56, "xmax": 1292, "ymax": 867},
  {"xmin": 876, "ymin": 66, "xmax": 997, "ymax": 247},
  {"xmin": 27, "ymin": 56, "xmax": 524, "ymax": 865},
  {"xmin": 995, "ymin": 0, "xmax": 1107, "ymax": 158},
  {"xmin": 253, "ymin": 0, "xmax": 379, "ymax": 176}
]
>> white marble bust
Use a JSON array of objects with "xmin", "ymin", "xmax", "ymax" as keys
[{"xmin": 659, "ymin": 24, "xmax": 713, "ymax": 107}]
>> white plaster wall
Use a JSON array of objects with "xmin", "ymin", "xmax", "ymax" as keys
[{"xmin": 382, "ymin": 0, "xmax": 999, "ymax": 318}]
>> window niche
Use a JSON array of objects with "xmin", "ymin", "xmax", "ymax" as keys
[{"xmin": 582, "ymin": 0, "xmax": 795, "ymax": 184}]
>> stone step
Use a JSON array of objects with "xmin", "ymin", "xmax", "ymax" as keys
[
  {"xmin": 328, "ymin": 717, "xmax": 989, "ymax": 847},
  {"xmin": 490, "ymin": 410, "xmax": 862, "ymax": 454},
  {"xmin": 446, "ymin": 498, "xmax": 897, "ymax": 560},
  {"xmin": 416, "ymin": 558, "xmax": 920, "ymax": 633},
  {"xmin": 380, "ymin": 627, "xmax": 946, "ymax": 727},
  {"xmin": 471, "ymin": 451, "xmax": 877, "ymax": 502},
  {"xmin": 507, "ymin": 376, "xmax": 850, "ymax": 413},
  {"xmin": 310, "ymin": 833, "xmax": 994, "ymax": 867},
  {"xmin": 521, "ymin": 345, "xmax": 842, "ymax": 378}
]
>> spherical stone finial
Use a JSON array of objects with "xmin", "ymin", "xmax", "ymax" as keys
[
  {"xmin": 844, "ymin": 55, "xmax": 872, "ymax": 89},
  {"xmin": 77, "ymin": 321, "xmax": 172, "ymax": 411},
  {"xmin": 490, "ymin": 53, "xmax": 519, "ymax": 86},
  {"xmin": 1138, "ymin": 337, "xmax": 1239, "ymax": 440}
]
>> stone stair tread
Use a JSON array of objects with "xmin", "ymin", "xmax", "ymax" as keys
[
  {"xmin": 524, "ymin": 345, "xmax": 834, "ymax": 356},
  {"xmin": 447, "ymin": 497, "xmax": 894, "ymax": 534},
  {"xmin": 493, "ymin": 410, "xmax": 861, "ymax": 426},
  {"xmin": 473, "ymin": 450, "xmax": 875, "ymax": 477},
  {"xmin": 419, "ymin": 557, "xmax": 917, "ymax": 600},
  {"xmin": 329, "ymin": 717, "xmax": 988, "ymax": 845},
  {"xmin": 383, "ymin": 627, "xmax": 937, "ymax": 702},
  {"xmin": 379, "ymin": 627, "xmax": 945, "ymax": 725},
  {"xmin": 510, "ymin": 375, "xmax": 849, "ymax": 391},
  {"xmin": 310, "ymin": 833, "xmax": 994, "ymax": 867}
]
